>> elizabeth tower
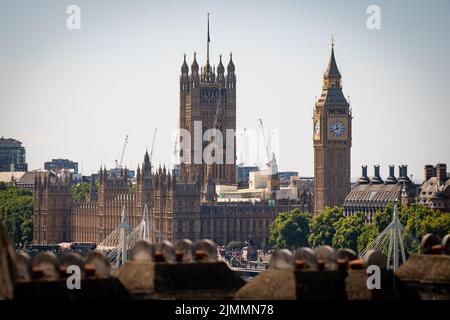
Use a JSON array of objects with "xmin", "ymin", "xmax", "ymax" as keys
[{"xmin": 313, "ymin": 41, "xmax": 352, "ymax": 216}]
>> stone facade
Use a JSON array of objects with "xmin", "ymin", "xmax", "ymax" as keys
[
  {"xmin": 178, "ymin": 51, "xmax": 236, "ymax": 187},
  {"xmin": 343, "ymin": 165, "xmax": 419, "ymax": 221},
  {"xmin": 33, "ymin": 155, "xmax": 306, "ymax": 246},
  {"xmin": 417, "ymin": 163, "xmax": 450, "ymax": 212}
]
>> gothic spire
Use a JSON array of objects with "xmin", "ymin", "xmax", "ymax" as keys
[
  {"xmin": 217, "ymin": 54, "xmax": 224, "ymax": 73},
  {"xmin": 181, "ymin": 53, "xmax": 188, "ymax": 74},
  {"xmin": 324, "ymin": 36, "xmax": 341, "ymax": 80},
  {"xmin": 191, "ymin": 52, "xmax": 199, "ymax": 73},
  {"xmin": 143, "ymin": 150, "xmax": 151, "ymax": 176},
  {"xmin": 227, "ymin": 52, "xmax": 235, "ymax": 73}
]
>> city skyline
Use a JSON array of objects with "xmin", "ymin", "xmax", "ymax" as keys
[{"xmin": 1, "ymin": 0, "xmax": 449, "ymax": 180}]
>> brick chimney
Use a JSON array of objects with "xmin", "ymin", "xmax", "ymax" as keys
[
  {"xmin": 424, "ymin": 164, "xmax": 435, "ymax": 182},
  {"xmin": 436, "ymin": 163, "xmax": 447, "ymax": 183}
]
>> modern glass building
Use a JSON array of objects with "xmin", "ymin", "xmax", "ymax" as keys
[{"xmin": 0, "ymin": 137, "xmax": 28, "ymax": 172}]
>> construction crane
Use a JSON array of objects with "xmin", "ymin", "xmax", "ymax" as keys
[
  {"xmin": 258, "ymin": 119, "xmax": 272, "ymax": 168},
  {"xmin": 237, "ymin": 128, "xmax": 247, "ymax": 166},
  {"xmin": 149, "ymin": 128, "xmax": 157, "ymax": 163},
  {"xmin": 115, "ymin": 135, "xmax": 129, "ymax": 169}
]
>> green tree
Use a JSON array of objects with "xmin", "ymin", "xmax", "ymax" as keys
[
  {"xmin": 357, "ymin": 223, "xmax": 378, "ymax": 253},
  {"xmin": 308, "ymin": 206, "xmax": 345, "ymax": 247},
  {"xmin": 0, "ymin": 186, "xmax": 33, "ymax": 245},
  {"xmin": 403, "ymin": 204, "xmax": 450, "ymax": 239},
  {"xmin": 71, "ymin": 182, "xmax": 91, "ymax": 202},
  {"xmin": 332, "ymin": 211, "xmax": 366, "ymax": 252},
  {"xmin": 355, "ymin": 205, "xmax": 393, "ymax": 253},
  {"xmin": 372, "ymin": 204, "xmax": 393, "ymax": 232},
  {"xmin": 270, "ymin": 209, "xmax": 311, "ymax": 249}
]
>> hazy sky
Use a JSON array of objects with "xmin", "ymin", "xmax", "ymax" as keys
[{"xmin": 1, "ymin": 0, "xmax": 449, "ymax": 181}]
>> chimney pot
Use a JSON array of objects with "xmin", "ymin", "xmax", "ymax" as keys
[
  {"xmin": 374, "ymin": 165, "xmax": 380, "ymax": 178},
  {"xmin": 389, "ymin": 165, "xmax": 395, "ymax": 177},
  {"xmin": 362, "ymin": 165, "xmax": 367, "ymax": 177}
]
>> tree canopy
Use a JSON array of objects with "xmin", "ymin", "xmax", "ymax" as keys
[
  {"xmin": 308, "ymin": 206, "xmax": 345, "ymax": 248},
  {"xmin": 71, "ymin": 182, "xmax": 91, "ymax": 202},
  {"xmin": 332, "ymin": 211, "xmax": 366, "ymax": 252},
  {"xmin": 269, "ymin": 209, "xmax": 311, "ymax": 249},
  {"xmin": 0, "ymin": 186, "xmax": 33, "ymax": 245},
  {"xmin": 401, "ymin": 204, "xmax": 450, "ymax": 239},
  {"xmin": 269, "ymin": 203, "xmax": 449, "ymax": 254}
]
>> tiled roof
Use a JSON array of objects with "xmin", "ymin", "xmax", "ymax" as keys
[
  {"xmin": 17, "ymin": 170, "xmax": 53, "ymax": 186},
  {"xmin": 344, "ymin": 183, "xmax": 402, "ymax": 206},
  {"xmin": 419, "ymin": 177, "xmax": 450, "ymax": 200}
]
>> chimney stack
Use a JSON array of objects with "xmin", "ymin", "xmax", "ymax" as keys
[
  {"xmin": 424, "ymin": 164, "xmax": 435, "ymax": 182},
  {"xmin": 358, "ymin": 165, "xmax": 370, "ymax": 184},
  {"xmin": 386, "ymin": 165, "xmax": 397, "ymax": 184},
  {"xmin": 371, "ymin": 165, "xmax": 383, "ymax": 184},
  {"xmin": 398, "ymin": 165, "xmax": 411, "ymax": 184},
  {"xmin": 436, "ymin": 163, "xmax": 447, "ymax": 183}
]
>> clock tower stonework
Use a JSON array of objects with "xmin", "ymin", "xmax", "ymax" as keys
[{"xmin": 313, "ymin": 42, "xmax": 352, "ymax": 216}]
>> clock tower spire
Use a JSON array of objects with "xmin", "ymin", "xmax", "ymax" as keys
[{"xmin": 313, "ymin": 39, "xmax": 352, "ymax": 216}]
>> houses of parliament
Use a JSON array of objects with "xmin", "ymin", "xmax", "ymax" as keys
[{"xmin": 33, "ymin": 31, "xmax": 351, "ymax": 245}]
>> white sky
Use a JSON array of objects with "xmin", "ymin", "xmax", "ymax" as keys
[{"xmin": 0, "ymin": 0, "xmax": 449, "ymax": 182}]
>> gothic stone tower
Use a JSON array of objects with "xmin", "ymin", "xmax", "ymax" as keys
[
  {"xmin": 34, "ymin": 173, "xmax": 72, "ymax": 243},
  {"xmin": 313, "ymin": 41, "xmax": 352, "ymax": 216},
  {"xmin": 179, "ymin": 19, "xmax": 236, "ymax": 187}
]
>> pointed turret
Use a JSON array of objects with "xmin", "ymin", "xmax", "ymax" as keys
[
  {"xmin": 227, "ymin": 52, "xmax": 235, "ymax": 73},
  {"xmin": 89, "ymin": 175, "xmax": 97, "ymax": 201},
  {"xmin": 217, "ymin": 54, "xmax": 224, "ymax": 72},
  {"xmin": 316, "ymin": 38, "xmax": 348, "ymax": 106},
  {"xmin": 143, "ymin": 150, "xmax": 151, "ymax": 177},
  {"xmin": 167, "ymin": 171, "xmax": 172, "ymax": 189},
  {"xmin": 324, "ymin": 40, "xmax": 341, "ymax": 80},
  {"xmin": 181, "ymin": 53, "xmax": 189, "ymax": 74},
  {"xmin": 216, "ymin": 54, "xmax": 225, "ymax": 85},
  {"xmin": 226, "ymin": 52, "xmax": 236, "ymax": 90},
  {"xmin": 191, "ymin": 52, "xmax": 199, "ymax": 75},
  {"xmin": 136, "ymin": 164, "xmax": 141, "ymax": 182},
  {"xmin": 180, "ymin": 53, "xmax": 190, "ymax": 93}
]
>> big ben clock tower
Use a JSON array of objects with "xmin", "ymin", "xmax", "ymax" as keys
[{"xmin": 313, "ymin": 39, "xmax": 352, "ymax": 216}]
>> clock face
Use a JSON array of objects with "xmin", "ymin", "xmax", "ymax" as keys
[{"xmin": 330, "ymin": 120, "xmax": 345, "ymax": 136}]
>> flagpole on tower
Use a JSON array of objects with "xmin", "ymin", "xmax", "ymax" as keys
[{"xmin": 207, "ymin": 12, "xmax": 210, "ymax": 63}]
